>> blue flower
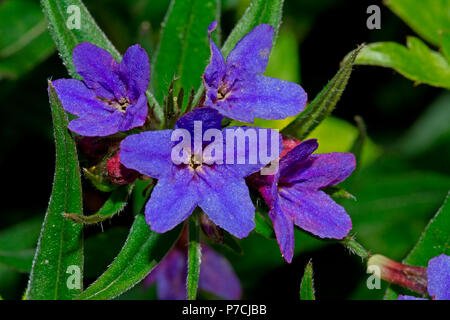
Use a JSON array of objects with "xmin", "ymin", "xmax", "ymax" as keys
[
  {"xmin": 145, "ymin": 231, "xmax": 241, "ymax": 300},
  {"xmin": 119, "ymin": 107, "xmax": 280, "ymax": 238},
  {"xmin": 52, "ymin": 42, "xmax": 150, "ymax": 136},
  {"xmin": 249, "ymin": 138, "xmax": 355, "ymax": 262},
  {"xmin": 203, "ymin": 21, "xmax": 307, "ymax": 123},
  {"xmin": 399, "ymin": 254, "xmax": 450, "ymax": 300}
]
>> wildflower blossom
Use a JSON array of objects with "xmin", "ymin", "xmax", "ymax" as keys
[
  {"xmin": 53, "ymin": 42, "xmax": 150, "ymax": 136},
  {"xmin": 203, "ymin": 21, "xmax": 307, "ymax": 123},
  {"xmin": 249, "ymin": 138, "xmax": 355, "ymax": 262},
  {"xmin": 119, "ymin": 107, "xmax": 280, "ymax": 238}
]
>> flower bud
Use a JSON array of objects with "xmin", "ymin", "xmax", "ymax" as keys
[
  {"xmin": 280, "ymin": 135, "xmax": 301, "ymax": 158},
  {"xmin": 106, "ymin": 152, "xmax": 139, "ymax": 185},
  {"xmin": 367, "ymin": 254, "xmax": 428, "ymax": 295}
]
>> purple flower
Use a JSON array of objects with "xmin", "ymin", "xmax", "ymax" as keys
[
  {"xmin": 203, "ymin": 21, "xmax": 307, "ymax": 123},
  {"xmin": 119, "ymin": 107, "xmax": 280, "ymax": 238},
  {"xmin": 145, "ymin": 243, "xmax": 242, "ymax": 300},
  {"xmin": 52, "ymin": 42, "xmax": 150, "ymax": 136},
  {"xmin": 399, "ymin": 254, "xmax": 450, "ymax": 300},
  {"xmin": 250, "ymin": 139, "xmax": 355, "ymax": 263}
]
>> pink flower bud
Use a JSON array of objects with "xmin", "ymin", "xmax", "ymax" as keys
[
  {"xmin": 368, "ymin": 254, "xmax": 428, "ymax": 295},
  {"xmin": 106, "ymin": 152, "xmax": 139, "ymax": 185}
]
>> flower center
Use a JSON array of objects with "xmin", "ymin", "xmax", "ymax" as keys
[
  {"xmin": 189, "ymin": 153, "xmax": 202, "ymax": 170},
  {"xmin": 105, "ymin": 97, "xmax": 130, "ymax": 113},
  {"xmin": 217, "ymin": 85, "xmax": 230, "ymax": 101}
]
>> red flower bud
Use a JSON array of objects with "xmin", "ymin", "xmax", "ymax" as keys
[
  {"xmin": 367, "ymin": 254, "xmax": 428, "ymax": 295},
  {"xmin": 106, "ymin": 152, "xmax": 139, "ymax": 185}
]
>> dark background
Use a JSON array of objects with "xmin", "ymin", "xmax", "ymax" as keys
[{"xmin": 0, "ymin": 0, "xmax": 448, "ymax": 300}]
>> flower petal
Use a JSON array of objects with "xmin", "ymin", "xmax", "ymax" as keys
[
  {"xmin": 52, "ymin": 79, "xmax": 111, "ymax": 117},
  {"xmin": 220, "ymin": 126, "xmax": 282, "ymax": 178},
  {"xmin": 226, "ymin": 24, "xmax": 273, "ymax": 76},
  {"xmin": 119, "ymin": 93, "xmax": 148, "ymax": 131},
  {"xmin": 197, "ymin": 167, "xmax": 255, "ymax": 238},
  {"xmin": 145, "ymin": 171, "xmax": 199, "ymax": 233},
  {"xmin": 427, "ymin": 254, "xmax": 450, "ymax": 300},
  {"xmin": 203, "ymin": 21, "xmax": 226, "ymax": 89},
  {"xmin": 279, "ymin": 188, "xmax": 352, "ymax": 239},
  {"xmin": 269, "ymin": 199, "xmax": 295, "ymax": 263},
  {"xmin": 119, "ymin": 130, "xmax": 174, "ymax": 179},
  {"xmin": 208, "ymin": 98, "xmax": 254, "ymax": 123},
  {"xmin": 279, "ymin": 139, "xmax": 318, "ymax": 175},
  {"xmin": 73, "ymin": 42, "xmax": 125, "ymax": 100},
  {"xmin": 398, "ymin": 295, "xmax": 427, "ymax": 300},
  {"xmin": 199, "ymin": 245, "xmax": 242, "ymax": 299},
  {"xmin": 155, "ymin": 249, "xmax": 187, "ymax": 300},
  {"xmin": 118, "ymin": 44, "xmax": 150, "ymax": 102},
  {"xmin": 175, "ymin": 107, "xmax": 223, "ymax": 136},
  {"xmin": 231, "ymin": 76, "xmax": 307, "ymax": 121},
  {"xmin": 67, "ymin": 112, "xmax": 123, "ymax": 137},
  {"xmin": 282, "ymin": 153, "xmax": 356, "ymax": 189}
]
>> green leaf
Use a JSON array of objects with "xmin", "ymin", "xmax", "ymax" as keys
[
  {"xmin": 264, "ymin": 25, "xmax": 300, "ymax": 83},
  {"xmin": 300, "ymin": 260, "xmax": 315, "ymax": 300},
  {"xmin": 355, "ymin": 38, "xmax": 450, "ymax": 89},
  {"xmin": 385, "ymin": 0, "xmax": 450, "ymax": 47},
  {"xmin": 187, "ymin": 215, "xmax": 201, "ymax": 300},
  {"xmin": 40, "ymin": 0, "xmax": 161, "ymax": 117},
  {"xmin": 397, "ymin": 92, "xmax": 450, "ymax": 156},
  {"xmin": 323, "ymin": 186, "xmax": 356, "ymax": 201},
  {"xmin": 442, "ymin": 32, "xmax": 450, "ymax": 62},
  {"xmin": 0, "ymin": 0, "xmax": 55, "ymax": 79},
  {"xmin": 222, "ymin": 0, "xmax": 284, "ymax": 58},
  {"xmin": 76, "ymin": 215, "xmax": 182, "ymax": 300},
  {"xmin": 384, "ymin": 191, "xmax": 450, "ymax": 299},
  {"xmin": 282, "ymin": 45, "xmax": 362, "ymax": 139},
  {"xmin": 341, "ymin": 161, "xmax": 450, "ymax": 260},
  {"xmin": 26, "ymin": 82, "xmax": 84, "ymax": 300},
  {"xmin": 254, "ymin": 209, "xmax": 275, "ymax": 239},
  {"xmin": 64, "ymin": 184, "xmax": 132, "ymax": 224},
  {"xmin": 0, "ymin": 217, "xmax": 42, "ymax": 272},
  {"xmin": 151, "ymin": 0, "xmax": 220, "ymax": 111},
  {"xmin": 306, "ymin": 117, "xmax": 381, "ymax": 167}
]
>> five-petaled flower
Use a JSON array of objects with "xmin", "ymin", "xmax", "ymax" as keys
[
  {"xmin": 145, "ymin": 229, "xmax": 241, "ymax": 300},
  {"xmin": 203, "ymin": 21, "xmax": 307, "ymax": 123},
  {"xmin": 53, "ymin": 42, "xmax": 150, "ymax": 136},
  {"xmin": 398, "ymin": 254, "xmax": 450, "ymax": 300},
  {"xmin": 119, "ymin": 107, "xmax": 280, "ymax": 238},
  {"xmin": 249, "ymin": 138, "xmax": 355, "ymax": 263}
]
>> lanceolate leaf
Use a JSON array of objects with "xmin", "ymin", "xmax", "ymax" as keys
[
  {"xmin": 355, "ymin": 38, "xmax": 450, "ymax": 89},
  {"xmin": 300, "ymin": 260, "xmax": 315, "ymax": 300},
  {"xmin": 40, "ymin": 0, "xmax": 161, "ymax": 117},
  {"xmin": 0, "ymin": 0, "xmax": 54, "ymax": 79},
  {"xmin": 187, "ymin": 215, "xmax": 202, "ymax": 300},
  {"xmin": 151, "ymin": 0, "xmax": 220, "ymax": 111},
  {"xmin": 384, "ymin": 192, "xmax": 450, "ymax": 299},
  {"xmin": 27, "ymin": 82, "xmax": 84, "ymax": 300},
  {"xmin": 282, "ymin": 46, "xmax": 362, "ymax": 139},
  {"xmin": 76, "ymin": 215, "xmax": 182, "ymax": 300},
  {"xmin": 221, "ymin": 0, "xmax": 284, "ymax": 58},
  {"xmin": 64, "ymin": 184, "xmax": 133, "ymax": 225},
  {"xmin": 0, "ymin": 217, "xmax": 42, "ymax": 273}
]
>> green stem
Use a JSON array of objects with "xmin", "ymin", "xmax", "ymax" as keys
[
  {"xmin": 341, "ymin": 236, "xmax": 370, "ymax": 260},
  {"xmin": 187, "ymin": 213, "xmax": 202, "ymax": 300}
]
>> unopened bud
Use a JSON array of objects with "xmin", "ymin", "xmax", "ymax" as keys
[
  {"xmin": 106, "ymin": 153, "xmax": 138, "ymax": 185},
  {"xmin": 280, "ymin": 135, "xmax": 301, "ymax": 158},
  {"xmin": 367, "ymin": 254, "xmax": 428, "ymax": 295}
]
